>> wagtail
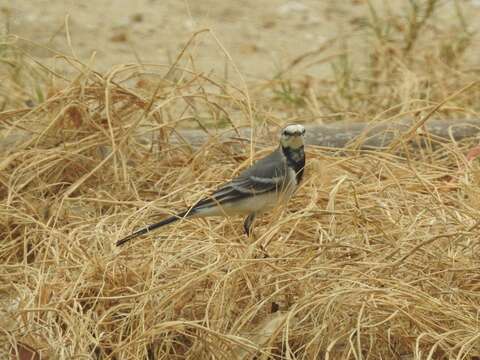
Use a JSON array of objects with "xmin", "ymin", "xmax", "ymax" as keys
[{"xmin": 116, "ymin": 124, "xmax": 306, "ymax": 246}]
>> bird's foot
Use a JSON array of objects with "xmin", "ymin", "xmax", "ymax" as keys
[{"xmin": 259, "ymin": 243, "xmax": 271, "ymax": 258}]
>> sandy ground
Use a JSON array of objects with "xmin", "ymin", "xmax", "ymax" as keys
[
  {"xmin": 0, "ymin": 0, "xmax": 480, "ymax": 80},
  {"xmin": 0, "ymin": 0, "xmax": 410, "ymax": 80},
  {"xmin": 2, "ymin": 1, "xmax": 480, "ymax": 80},
  {"xmin": 3, "ymin": 0, "xmax": 359, "ymax": 80}
]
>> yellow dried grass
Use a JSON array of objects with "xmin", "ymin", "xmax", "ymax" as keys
[
  {"xmin": 2, "ymin": 4, "xmax": 480, "ymax": 358},
  {"xmin": 1, "ymin": 63, "xmax": 479, "ymax": 358}
]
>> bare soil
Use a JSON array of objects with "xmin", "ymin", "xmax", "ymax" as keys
[{"xmin": 6, "ymin": 0, "xmax": 479, "ymax": 80}]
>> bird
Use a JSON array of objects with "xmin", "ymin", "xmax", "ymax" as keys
[{"xmin": 116, "ymin": 124, "xmax": 306, "ymax": 246}]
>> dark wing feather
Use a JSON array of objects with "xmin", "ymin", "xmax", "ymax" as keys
[
  {"xmin": 192, "ymin": 149, "xmax": 287, "ymax": 210},
  {"xmin": 228, "ymin": 149, "xmax": 288, "ymax": 194}
]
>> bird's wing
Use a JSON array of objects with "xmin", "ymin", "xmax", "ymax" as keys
[
  {"xmin": 193, "ymin": 149, "xmax": 288, "ymax": 209},
  {"xmin": 228, "ymin": 149, "xmax": 288, "ymax": 194}
]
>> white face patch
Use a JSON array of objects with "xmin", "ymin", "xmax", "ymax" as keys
[
  {"xmin": 280, "ymin": 124, "xmax": 306, "ymax": 149},
  {"xmin": 283, "ymin": 124, "xmax": 305, "ymax": 135}
]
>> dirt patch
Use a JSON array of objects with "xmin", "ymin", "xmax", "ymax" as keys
[
  {"xmin": 10, "ymin": 0, "xmax": 476, "ymax": 79},
  {"xmin": 3, "ymin": 0, "xmax": 355, "ymax": 78}
]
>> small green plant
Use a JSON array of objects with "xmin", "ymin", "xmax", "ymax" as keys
[{"xmin": 272, "ymin": 79, "xmax": 306, "ymax": 108}]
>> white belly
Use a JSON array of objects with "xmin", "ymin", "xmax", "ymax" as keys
[
  {"xmin": 193, "ymin": 191, "xmax": 279, "ymax": 217},
  {"xmin": 194, "ymin": 173, "xmax": 298, "ymax": 218}
]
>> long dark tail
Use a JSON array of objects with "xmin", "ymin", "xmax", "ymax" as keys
[{"xmin": 116, "ymin": 211, "xmax": 189, "ymax": 246}]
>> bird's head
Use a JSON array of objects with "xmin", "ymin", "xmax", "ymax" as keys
[{"xmin": 280, "ymin": 124, "xmax": 306, "ymax": 149}]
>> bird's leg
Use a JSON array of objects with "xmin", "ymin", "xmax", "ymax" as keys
[
  {"xmin": 244, "ymin": 213, "xmax": 270, "ymax": 258},
  {"xmin": 243, "ymin": 213, "xmax": 256, "ymax": 236}
]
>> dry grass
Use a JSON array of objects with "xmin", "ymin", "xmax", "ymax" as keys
[{"xmin": 2, "ymin": 1, "xmax": 480, "ymax": 359}]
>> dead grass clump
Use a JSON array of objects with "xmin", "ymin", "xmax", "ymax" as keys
[{"xmin": 2, "ymin": 4, "xmax": 480, "ymax": 358}]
